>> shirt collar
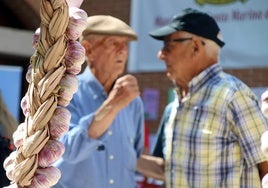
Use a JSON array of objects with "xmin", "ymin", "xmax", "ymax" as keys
[
  {"xmin": 175, "ymin": 64, "xmax": 222, "ymax": 101},
  {"xmin": 189, "ymin": 63, "xmax": 222, "ymax": 95},
  {"xmin": 79, "ymin": 67, "xmax": 107, "ymax": 96}
]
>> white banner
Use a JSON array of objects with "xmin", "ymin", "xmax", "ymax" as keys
[{"xmin": 128, "ymin": 0, "xmax": 268, "ymax": 72}]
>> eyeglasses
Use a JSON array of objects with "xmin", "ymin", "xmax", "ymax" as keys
[{"xmin": 163, "ymin": 37, "xmax": 192, "ymax": 52}]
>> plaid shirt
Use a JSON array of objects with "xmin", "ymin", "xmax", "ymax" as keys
[{"xmin": 165, "ymin": 64, "xmax": 268, "ymax": 188}]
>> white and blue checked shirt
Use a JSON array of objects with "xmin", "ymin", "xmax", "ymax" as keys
[{"xmin": 165, "ymin": 64, "xmax": 268, "ymax": 188}]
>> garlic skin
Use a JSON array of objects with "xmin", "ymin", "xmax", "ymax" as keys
[
  {"xmin": 59, "ymin": 73, "xmax": 79, "ymax": 93},
  {"xmin": 29, "ymin": 166, "xmax": 61, "ymax": 188},
  {"xmin": 66, "ymin": 0, "xmax": 84, "ymax": 8},
  {"xmin": 66, "ymin": 7, "xmax": 87, "ymax": 40},
  {"xmin": 32, "ymin": 28, "xmax": 40, "ymax": 50},
  {"xmin": 3, "ymin": 151, "xmax": 17, "ymax": 181},
  {"xmin": 5, "ymin": 162, "xmax": 16, "ymax": 181},
  {"xmin": 66, "ymin": 62, "xmax": 83, "ymax": 75},
  {"xmin": 64, "ymin": 40, "xmax": 85, "ymax": 75},
  {"xmin": 38, "ymin": 140, "xmax": 65, "ymax": 168},
  {"xmin": 57, "ymin": 73, "xmax": 79, "ymax": 107},
  {"xmin": 57, "ymin": 87, "xmax": 74, "ymax": 107},
  {"xmin": 3, "ymin": 151, "xmax": 17, "ymax": 171},
  {"xmin": 48, "ymin": 107, "xmax": 71, "ymax": 139},
  {"xmin": 20, "ymin": 95, "xmax": 30, "ymax": 116},
  {"xmin": 26, "ymin": 64, "xmax": 32, "ymax": 83},
  {"xmin": 65, "ymin": 40, "xmax": 85, "ymax": 64},
  {"xmin": 261, "ymin": 90, "xmax": 268, "ymax": 118},
  {"xmin": 13, "ymin": 122, "xmax": 26, "ymax": 147}
]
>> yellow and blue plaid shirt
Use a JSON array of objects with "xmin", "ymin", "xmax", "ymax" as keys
[{"xmin": 165, "ymin": 64, "xmax": 268, "ymax": 188}]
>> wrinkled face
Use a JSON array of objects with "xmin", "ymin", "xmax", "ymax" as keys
[
  {"xmin": 157, "ymin": 31, "xmax": 197, "ymax": 87},
  {"xmin": 85, "ymin": 35, "xmax": 130, "ymax": 81}
]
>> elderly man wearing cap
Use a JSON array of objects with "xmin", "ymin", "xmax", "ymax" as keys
[
  {"xmin": 137, "ymin": 8, "xmax": 268, "ymax": 187},
  {"xmin": 53, "ymin": 15, "xmax": 144, "ymax": 188}
]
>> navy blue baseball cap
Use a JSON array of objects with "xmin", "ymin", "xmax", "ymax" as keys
[{"xmin": 149, "ymin": 8, "xmax": 225, "ymax": 47}]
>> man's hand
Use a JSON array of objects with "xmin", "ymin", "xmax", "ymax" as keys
[
  {"xmin": 88, "ymin": 74, "xmax": 140, "ymax": 139},
  {"xmin": 107, "ymin": 74, "xmax": 140, "ymax": 111},
  {"xmin": 136, "ymin": 154, "xmax": 165, "ymax": 181}
]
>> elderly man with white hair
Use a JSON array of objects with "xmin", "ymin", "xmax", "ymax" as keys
[{"xmin": 54, "ymin": 15, "xmax": 144, "ymax": 188}]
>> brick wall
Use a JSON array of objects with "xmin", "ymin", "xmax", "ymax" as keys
[
  {"xmin": 2, "ymin": 1, "xmax": 267, "ymax": 133},
  {"xmin": 133, "ymin": 68, "xmax": 268, "ymax": 133},
  {"xmin": 225, "ymin": 68, "xmax": 268, "ymax": 87},
  {"xmin": 32, "ymin": 1, "xmax": 268, "ymax": 133},
  {"xmin": 81, "ymin": 0, "xmax": 131, "ymax": 23},
  {"xmin": 80, "ymin": 0, "xmax": 268, "ymax": 133}
]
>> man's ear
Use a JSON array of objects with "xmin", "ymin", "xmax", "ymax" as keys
[
  {"xmin": 81, "ymin": 40, "xmax": 96, "ymax": 64},
  {"xmin": 81, "ymin": 40, "xmax": 92, "ymax": 56},
  {"xmin": 191, "ymin": 37, "xmax": 203, "ymax": 56}
]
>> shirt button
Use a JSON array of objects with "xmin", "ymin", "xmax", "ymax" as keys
[
  {"xmin": 109, "ymin": 179, "xmax": 114, "ymax": 184},
  {"xmin": 108, "ymin": 131, "xmax": 113, "ymax": 135},
  {"xmin": 109, "ymin": 155, "xmax": 114, "ymax": 160}
]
